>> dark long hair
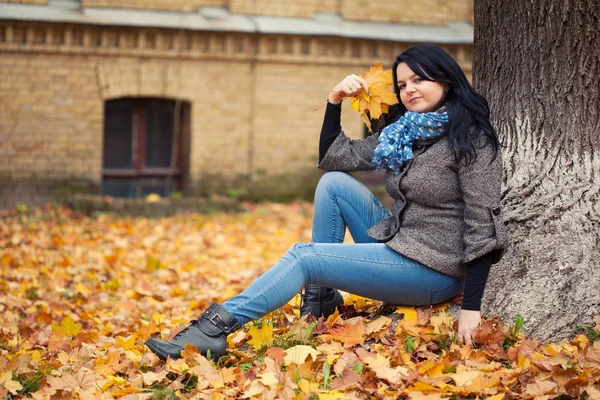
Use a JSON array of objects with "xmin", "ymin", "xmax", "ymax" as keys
[{"xmin": 387, "ymin": 44, "xmax": 498, "ymax": 165}]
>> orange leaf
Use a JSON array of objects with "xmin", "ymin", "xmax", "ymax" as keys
[{"xmin": 320, "ymin": 318, "xmax": 366, "ymax": 348}]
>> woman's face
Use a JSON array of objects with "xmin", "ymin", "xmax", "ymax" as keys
[{"xmin": 396, "ymin": 62, "xmax": 445, "ymax": 113}]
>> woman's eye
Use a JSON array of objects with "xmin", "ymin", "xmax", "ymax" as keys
[
  {"xmin": 398, "ymin": 84, "xmax": 406, "ymax": 90},
  {"xmin": 414, "ymin": 77, "xmax": 422, "ymax": 83}
]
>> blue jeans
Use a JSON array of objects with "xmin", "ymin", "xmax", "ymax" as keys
[{"xmin": 222, "ymin": 172, "xmax": 464, "ymax": 326}]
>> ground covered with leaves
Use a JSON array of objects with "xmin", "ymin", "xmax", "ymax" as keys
[{"xmin": 1, "ymin": 202, "xmax": 599, "ymax": 399}]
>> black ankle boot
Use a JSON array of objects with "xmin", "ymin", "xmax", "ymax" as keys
[
  {"xmin": 300, "ymin": 285, "xmax": 344, "ymax": 319},
  {"xmin": 145, "ymin": 303, "xmax": 240, "ymax": 361}
]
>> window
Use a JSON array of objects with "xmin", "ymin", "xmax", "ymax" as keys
[{"xmin": 102, "ymin": 98, "xmax": 190, "ymax": 198}]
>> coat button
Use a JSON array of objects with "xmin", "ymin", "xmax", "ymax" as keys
[{"xmin": 492, "ymin": 207, "xmax": 501, "ymax": 216}]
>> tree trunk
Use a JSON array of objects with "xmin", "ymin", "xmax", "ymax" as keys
[{"xmin": 473, "ymin": 0, "xmax": 600, "ymax": 342}]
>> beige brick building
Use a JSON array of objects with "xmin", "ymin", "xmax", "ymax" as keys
[{"xmin": 0, "ymin": 0, "xmax": 474, "ymax": 208}]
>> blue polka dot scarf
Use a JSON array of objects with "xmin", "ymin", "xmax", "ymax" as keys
[{"xmin": 371, "ymin": 110, "xmax": 450, "ymax": 174}]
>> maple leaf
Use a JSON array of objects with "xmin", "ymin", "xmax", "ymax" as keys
[
  {"xmin": 350, "ymin": 63, "xmax": 399, "ymax": 132},
  {"xmin": 525, "ymin": 379, "xmax": 558, "ymax": 396},
  {"xmin": 94, "ymin": 352, "xmax": 122, "ymax": 377},
  {"xmin": 265, "ymin": 346, "xmax": 286, "ymax": 363},
  {"xmin": 357, "ymin": 349, "xmax": 408, "ymax": 386},
  {"xmin": 247, "ymin": 320, "xmax": 274, "ymax": 351},
  {"xmin": 298, "ymin": 378, "xmax": 319, "ymax": 394},
  {"xmin": 0, "ymin": 372, "xmax": 23, "ymax": 395},
  {"xmin": 320, "ymin": 317, "xmax": 366, "ymax": 348},
  {"xmin": 366, "ymin": 316, "xmax": 391, "ymax": 335},
  {"xmin": 52, "ymin": 316, "xmax": 82, "ymax": 337},
  {"xmin": 317, "ymin": 390, "xmax": 346, "ymax": 400},
  {"xmin": 330, "ymin": 367, "xmax": 362, "ymax": 390},
  {"xmin": 283, "ymin": 345, "xmax": 320, "ymax": 366}
]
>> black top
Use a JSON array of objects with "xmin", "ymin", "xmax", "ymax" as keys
[{"xmin": 319, "ymin": 102, "xmax": 491, "ymax": 310}]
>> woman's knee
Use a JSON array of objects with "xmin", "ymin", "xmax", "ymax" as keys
[
  {"xmin": 315, "ymin": 171, "xmax": 355, "ymax": 198},
  {"xmin": 286, "ymin": 242, "xmax": 315, "ymax": 282},
  {"xmin": 289, "ymin": 242, "xmax": 315, "ymax": 260}
]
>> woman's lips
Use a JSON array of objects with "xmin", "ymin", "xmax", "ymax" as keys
[{"xmin": 409, "ymin": 97, "xmax": 422, "ymax": 103}]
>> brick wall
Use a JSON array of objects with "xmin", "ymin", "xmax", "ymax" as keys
[
  {"xmin": 80, "ymin": 0, "xmax": 226, "ymax": 13},
  {"xmin": 55, "ymin": 0, "xmax": 474, "ymax": 24},
  {"xmin": 0, "ymin": 21, "xmax": 473, "ymax": 208},
  {"xmin": 342, "ymin": 0, "xmax": 473, "ymax": 24},
  {"xmin": 0, "ymin": 0, "xmax": 46, "ymax": 4}
]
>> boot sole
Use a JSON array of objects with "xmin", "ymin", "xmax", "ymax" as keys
[{"xmin": 145, "ymin": 340, "xmax": 179, "ymax": 361}]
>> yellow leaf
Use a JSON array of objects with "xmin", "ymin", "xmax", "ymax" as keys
[
  {"xmin": 395, "ymin": 307, "xmax": 418, "ymax": 325},
  {"xmin": 350, "ymin": 63, "xmax": 399, "ymax": 132},
  {"xmin": 407, "ymin": 381, "xmax": 438, "ymax": 392},
  {"xmin": 116, "ymin": 335, "xmax": 137, "ymax": 351},
  {"xmin": 517, "ymin": 353, "xmax": 530, "ymax": 369},
  {"xmin": 247, "ymin": 320, "xmax": 274, "ymax": 351},
  {"xmin": 424, "ymin": 362, "xmax": 446, "ymax": 379},
  {"xmin": 101, "ymin": 375, "xmax": 126, "ymax": 391},
  {"xmin": 4, "ymin": 378, "xmax": 23, "ymax": 395},
  {"xmin": 317, "ymin": 390, "xmax": 346, "ymax": 400},
  {"xmin": 298, "ymin": 378, "xmax": 319, "ymax": 394},
  {"xmin": 430, "ymin": 311, "xmax": 453, "ymax": 335},
  {"xmin": 167, "ymin": 358, "xmax": 191, "ymax": 374},
  {"xmin": 326, "ymin": 354, "xmax": 339, "ymax": 365},
  {"xmin": 283, "ymin": 345, "xmax": 320, "ymax": 366},
  {"xmin": 484, "ymin": 394, "xmax": 505, "ymax": 400},
  {"xmin": 52, "ymin": 316, "xmax": 82, "ymax": 337},
  {"xmin": 450, "ymin": 370, "xmax": 480, "ymax": 387},
  {"xmin": 259, "ymin": 372, "xmax": 279, "ymax": 387}
]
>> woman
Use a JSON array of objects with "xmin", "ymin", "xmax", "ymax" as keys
[{"xmin": 145, "ymin": 44, "xmax": 507, "ymax": 361}]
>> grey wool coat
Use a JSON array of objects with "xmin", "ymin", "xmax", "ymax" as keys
[{"xmin": 317, "ymin": 130, "xmax": 508, "ymax": 278}]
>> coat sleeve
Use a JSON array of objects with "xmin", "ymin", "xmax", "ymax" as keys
[
  {"xmin": 458, "ymin": 141, "xmax": 508, "ymax": 264},
  {"xmin": 316, "ymin": 131, "xmax": 380, "ymax": 172}
]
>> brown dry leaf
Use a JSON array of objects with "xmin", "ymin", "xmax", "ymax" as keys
[
  {"xmin": 329, "ymin": 366, "xmax": 362, "ymax": 390},
  {"xmin": 366, "ymin": 316, "xmax": 391, "ymax": 338},
  {"xmin": 525, "ymin": 379, "xmax": 558, "ymax": 396}
]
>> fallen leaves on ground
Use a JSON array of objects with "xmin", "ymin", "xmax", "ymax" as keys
[{"xmin": 1, "ymin": 202, "xmax": 599, "ymax": 399}]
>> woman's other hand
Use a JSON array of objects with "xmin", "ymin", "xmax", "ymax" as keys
[
  {"xmin": 457, "ymin": 309, "xmax": 481, "ymax": 344},
  {"xmin": 328, "ymin": 74, "xmax": 369, "ymax": 105}
]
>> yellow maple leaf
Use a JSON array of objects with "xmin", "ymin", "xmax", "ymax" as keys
[
  {"xmin": 395, "ymin": 306, "xmax": 418, "ymax": 325},
  {"xmin": 247, "ymin": 320, "xmax": 273, "ymax": 351},
  {"xmin": 116, "ymin": 334, "xmax": 139, "ymax": 354},
  {"xmin": 350, "ymin": 63, "xmax": 399, "ymax": 132},
  {"xmin": 101, "ymin": 375, "xmax": 127, "ymax": 391},
  {"xmin": 282, "ymin": 345, "xmax": 321, "ymax": 366},
  {"xmin": 317, "ymin": 390, "xmax": 346, "ymax": 400},
  {"xmin": 52, "ymin": 316, "xmax": 82, "ymax": 337},
  {"xmin": 298, "ymin": 378, "xmax": 319, "ymax": 394},
  {"xmin": 345, "ymin": 294, "xmax": 381, "ymax": 312}
]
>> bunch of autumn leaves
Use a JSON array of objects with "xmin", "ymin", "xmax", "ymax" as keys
[{"xmin": 349, "ymin": 64, "xmax": 399, "ymax": 132}]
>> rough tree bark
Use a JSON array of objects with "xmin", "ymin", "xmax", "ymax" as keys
[{"xmin": 473, "ymin": 0, "xmax": 600, "ymax": 342}]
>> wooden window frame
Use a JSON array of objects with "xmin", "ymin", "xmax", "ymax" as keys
[{"xmin": 102, "ymin": 98, "xmax": 188, "ymax": 197}]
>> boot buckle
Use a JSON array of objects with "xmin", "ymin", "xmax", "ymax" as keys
[{"xmin": 202, "ymin": 309, "xmax": 231, "ymax": 333}]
